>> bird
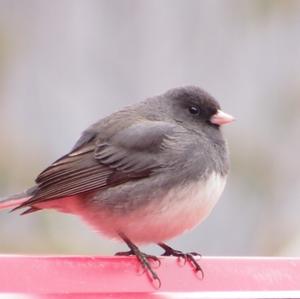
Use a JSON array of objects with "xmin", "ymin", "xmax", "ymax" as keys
[{"xmin": 0, "ymin": 86, "xmax": 234, "ymax": 286}]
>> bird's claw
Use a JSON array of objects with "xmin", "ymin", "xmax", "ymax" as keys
[
  {"xmin": 134, "ymin": 251, "xmax": 162, "ymax": 287},
  {"xmin": 158, "ymin": 243, "xmax": 204, "ymax": 279},
  {"xmin": 117, "ymin": 233, "xmax": 162, "ymax": 287}
]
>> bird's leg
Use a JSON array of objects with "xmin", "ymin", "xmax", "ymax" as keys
[
  {"xmin": 116, "ymin": 232, "xmax": 161, "ymax": 287},
  {"xmin": 157, "ymin": 242, "xmax": 204, "ymax": 278}
]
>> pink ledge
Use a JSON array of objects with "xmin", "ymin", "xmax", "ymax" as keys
[{"xmin": 0, "ymin": 256, "xmax": 299, "ymax": 297}]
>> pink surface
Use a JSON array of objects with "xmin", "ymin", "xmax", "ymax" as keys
[{"xmin": 0, "ymin": 256, "xmax": 299, "ymax": 296}]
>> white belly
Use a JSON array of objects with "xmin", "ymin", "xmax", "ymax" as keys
[{"xmin": 77, "ymin": 172, "xmax": 227, "ymax": 244}]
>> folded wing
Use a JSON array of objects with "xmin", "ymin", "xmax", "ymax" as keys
[{"xmin": 17, "ymin": 121, "xmax": 177, "ymax": 209}]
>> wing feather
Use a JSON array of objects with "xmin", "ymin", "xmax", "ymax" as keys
[{"xmin": 18, "ymin": 121, "xmax": 177, "ymax": 209}]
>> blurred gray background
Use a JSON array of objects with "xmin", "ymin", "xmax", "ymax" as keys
[{"xmin": 0, "ymin": 0, "xmax": 299, "ymax": 256}]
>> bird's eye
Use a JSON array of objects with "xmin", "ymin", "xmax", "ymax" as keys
[{"xmin": 188, "ymin": 106, "xmax": 199, "ymax": 115}]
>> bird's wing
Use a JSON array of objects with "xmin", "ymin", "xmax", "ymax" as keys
[{"xmin": 20, "ymin": 121, "xmax": 178, "ymax": 207}]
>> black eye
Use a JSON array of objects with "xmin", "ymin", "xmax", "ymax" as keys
[{"xmin": 188, "ymin": 106, "xmax": 199, "ymax": 115}]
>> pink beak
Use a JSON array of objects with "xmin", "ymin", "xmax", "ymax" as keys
[{"xmin": 210, "ymin": 110, "xmax": 235, "ymax": 125}]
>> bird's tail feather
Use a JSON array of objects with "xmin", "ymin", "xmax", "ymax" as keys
[{"xmin": 0, "ymin": 187, "xmax": 36, "ymax": 211}]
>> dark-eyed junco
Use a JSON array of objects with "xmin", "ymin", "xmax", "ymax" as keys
[{"xmin": 0, "ymin": 86, "xmax": 234, "ymax": 286}]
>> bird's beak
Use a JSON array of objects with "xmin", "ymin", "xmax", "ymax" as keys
[{"xmin": 210, "ymin": 110, "xmax": 235, "ymax": 125}]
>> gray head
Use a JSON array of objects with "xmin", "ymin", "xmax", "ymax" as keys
[{"xmin": 141, "ymin": 86, "xmax": 234, "ymax": 136}]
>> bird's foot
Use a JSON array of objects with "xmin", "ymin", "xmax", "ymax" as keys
[
  {"xmin": 158, "ymin": 242, "xmax": 204, "ymax": 279},
  {"xmin": 118, "ymin": 233, "xmax": 161, "ymax": 288},
  {"xmin": 115, "ymin": 249, "xmax": 161, "ymax": 267}
]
